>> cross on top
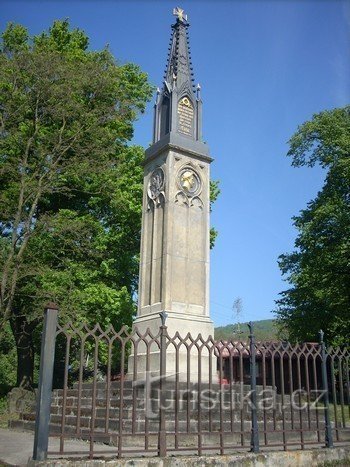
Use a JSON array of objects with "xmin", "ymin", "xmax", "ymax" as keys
[{"xmin": 173, "ymin": 6, "xmax": 188, "ymax": 22}]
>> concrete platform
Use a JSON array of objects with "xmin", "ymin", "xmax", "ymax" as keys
[
  {"xmin": 1, "ymin": 428, "xmax": 350, "ymax": 467},
  {"xmin": 0, "ymin": 428, "xmax": 116, "ymax": 466}
]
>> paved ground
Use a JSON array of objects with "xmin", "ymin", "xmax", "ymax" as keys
[
  {"xmin": 1, "ymin": 428, "xmax": 350, "ymax": 467},
  {"xmin": 0, "ymin": 429, "xmax": 117, "ymax": 466}
]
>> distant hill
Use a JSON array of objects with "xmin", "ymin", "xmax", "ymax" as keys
[{"xmin": 214, "ymin": 319, "xmax": 278, "ymax": 342}]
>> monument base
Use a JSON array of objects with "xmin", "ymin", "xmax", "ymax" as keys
[{"xmin": 126, "ymin": 311, "xmax": 218, "ymax": 383}]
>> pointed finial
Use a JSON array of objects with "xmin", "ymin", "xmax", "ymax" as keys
[
  {"xmin": 173, "ymin": 6, "xmax": 188, "ymax": 23},
  {"xmin": 155, "ymin": 87, "xmax": 161, "ymax": 104},
  {"xmin": 319, "ymin": 329, "xmax": 324, "ymax": 343},
  {"xmin": 159, "ymin": 311, "xmax": 168, "ymax": 326},
  {"xmin": 248, "ymin": 321, "xmax": 254, "ymax": 336},
  {"xmin": 196, "ymin": 83, "xmax": 201, "ymax": 100}
]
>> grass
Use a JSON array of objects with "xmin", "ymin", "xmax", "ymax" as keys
[
  {"xmin": 329, "ymin": 403, "xmax": 350, "ymax": 425},
  {"xmin": 317, "ymin": 460, "xmax": 350, "ymax": 466},
  {"xmin": 0, "ymin": 395, "xmax": 19, "ymax": 429}
]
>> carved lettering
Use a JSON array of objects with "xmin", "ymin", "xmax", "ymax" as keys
[{"xmin": 177, "ymin": 97, "xmax": 194, "ymax": 136}]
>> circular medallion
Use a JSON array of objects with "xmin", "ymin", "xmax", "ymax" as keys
[
  {"xmin": 178, "ymin": 167, "xmax": 201, "ymax": 196},
  {"xmin": 148, "ymin": 167, "xmax": 165, "ymax": 200}
]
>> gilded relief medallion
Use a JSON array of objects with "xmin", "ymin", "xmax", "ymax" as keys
[{"xmin": 178, "ymin": 167, "xmax": 201, "ymax": 196}]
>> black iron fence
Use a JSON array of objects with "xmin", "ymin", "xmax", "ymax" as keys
[{"xmin": 32, "ymin": 306, "xmax": 350, "ymax": 460}]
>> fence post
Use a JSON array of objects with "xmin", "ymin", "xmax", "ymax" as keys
[
  {"xmin": 33, "ymin": 303, "xmax": 59, "ymax": 461},
  {"xmin": 248, "ymin": 321, "xmax": 260, "ymax": 453},
  {"xmin": 319, "ymin": 330, "xmax": 334, "ymax": 448},
  {"xmin": 158, "ymin": 311, "xmax": 168, "ymax": 457}
]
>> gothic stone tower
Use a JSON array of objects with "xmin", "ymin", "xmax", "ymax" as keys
[{"xmin": 130, "ymin": 8, "xmax": 215, "ymax": 380}]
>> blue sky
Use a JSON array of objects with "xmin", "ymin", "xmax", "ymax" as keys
[{"xmin": 2, "ymin": 1, "xmax": 349, "ymax": 327}]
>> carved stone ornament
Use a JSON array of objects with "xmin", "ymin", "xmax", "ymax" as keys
[
  {"xmin": 147, "ymin": 167, "xmax": 165, "ymax": 208},
  {"xmin": 177, "ymin": 167, "xmax": 201, "ymax": 197}
]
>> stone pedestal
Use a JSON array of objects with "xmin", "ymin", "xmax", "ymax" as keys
[
  {"xmin": 127, "ymin": 143, "xmax": 215, "ymax": 383},
  {"xmin": 127, "ymin": 311, "xmax": 217, "ymax": 382}
]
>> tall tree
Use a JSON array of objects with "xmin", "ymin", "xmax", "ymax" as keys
[
  {"xmin": 0, "ymin": 20, "xmax": 153, "ymax": 388},
  {"xmin": 275, "ymin": 106, "xmax": 350, "ymax": 345}
]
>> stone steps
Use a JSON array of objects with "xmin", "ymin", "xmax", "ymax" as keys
[
  {"xmin": 11, "ymin": 380, "xmax": 339, "ymax": 450},
  {"xmin": 48, "ymin": 403, "xmax": 325, "ymax": 424},
  {"xmin": 18, "ymin": 407, "xmax": 326, "ymax": 431},
  {"xmin": 54, "ymin": 382, "xmax": 279, "ymax": 399},
  {"xmin": 50, "ymin": 390, "xmax": 293, "ymax": 407}
]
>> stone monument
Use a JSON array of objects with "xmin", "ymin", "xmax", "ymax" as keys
[{"xmin": 129, "ymin": 7, "xmax": 215, "ymax": 381}]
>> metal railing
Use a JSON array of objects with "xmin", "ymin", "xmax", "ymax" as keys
[{"xmin": 32, "ymin": 307, "xmax": 350, "ymax": 460}]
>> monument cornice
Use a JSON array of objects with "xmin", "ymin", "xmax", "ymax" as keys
[
  {"xmin": 135, "ymin": 310, "xmax": 214, "ymax": 324},
  {"xmin": 144, "ymin": 134, "xmax": 213, "ymax": 167}
]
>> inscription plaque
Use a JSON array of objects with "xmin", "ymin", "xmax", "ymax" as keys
[{"xmin": 177, "ymin": 97, "xmax": 194, "ymax": 136}]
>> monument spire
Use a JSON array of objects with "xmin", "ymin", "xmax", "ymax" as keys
[
  {"xmin": 151, "ymin": 7, "xmax": 206, "ymax": 154},
  {"xmin": 129, "ymin": 8, "xmax": 215, "ymax": 382},
  {"xmin": 164, "ymin": 7, "xmax": 194, "ymax": 93}
]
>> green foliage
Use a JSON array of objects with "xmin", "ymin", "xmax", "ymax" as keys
[
  {"xmin": 276, "ymin": 106, "xmax": 350, "ymax": 345},
  {"xmin": 0, "ymin": 324, "xmax": 16, "ymax": 395},
  {"xmin": 1, "ymin": 22, "xmax": 29, "ymax": 53},
  {"xmin": 214, "ymin": 319, "xmax": 278, "ymax": 342},
  {"xmin": 210, "ymin": 179, "xmax": 220, "ymax": 249},
  {"xmin": 33, "ymin": 19, "xmax": 89, "ymax": 54},
  {"xmin": 0, "ymin": 20, "xmax": 153, "ymax": 388}
]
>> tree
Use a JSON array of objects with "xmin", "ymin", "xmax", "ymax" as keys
[
  {"xmin": 275, "ymin": 106, "xmax": 350, "ymax": 345},
  {"xmin": 0, "ymin": 20, "xmax": 153, "ymax": 388}
]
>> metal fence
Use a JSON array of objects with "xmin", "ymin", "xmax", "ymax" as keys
[{"xmin": 32, "ymin": 306, "xmax": 350, "ymax": 460}]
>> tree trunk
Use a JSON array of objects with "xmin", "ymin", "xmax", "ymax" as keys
[{"xmin": 10, "ymin": 313, "xmax": 36, "ymax": 390}]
